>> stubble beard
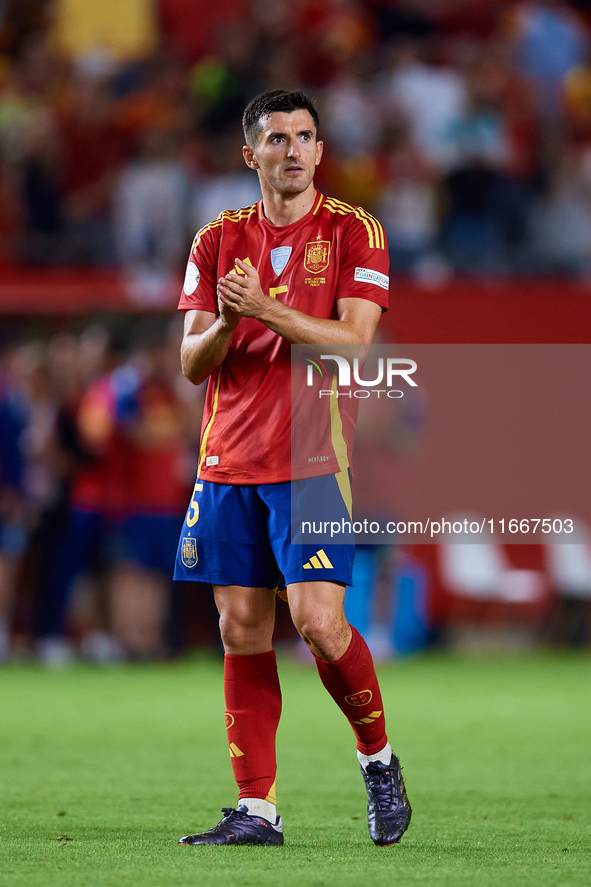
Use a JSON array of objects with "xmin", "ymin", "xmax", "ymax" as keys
[{"xmin": 272, "ymin": 170, "xmax": 314, "ymax": 197}]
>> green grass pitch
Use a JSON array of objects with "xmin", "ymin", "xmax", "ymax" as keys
[{"xmin": 1, "ymin": 652, "xmax": 590, "ymax": 887}]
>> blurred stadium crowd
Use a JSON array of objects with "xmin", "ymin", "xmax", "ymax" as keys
[
  {"xmin": 1, "ymin": 0, "xmax": 591, "ymax": 663},
  {"xmin": 2, "ymin": 0, "xmax": 591, "ymax": 279},
  {"xmin": 0, "ymin": 318, "xmax": 210, "ymax": 664}
]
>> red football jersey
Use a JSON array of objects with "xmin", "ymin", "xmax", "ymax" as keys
[{"xmin": 178, "ymin": 191, "xmax": 389, "ymax": 484}]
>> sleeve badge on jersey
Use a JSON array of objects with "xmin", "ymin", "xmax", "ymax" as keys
[
  {"xmin": 180, "ymin": 536, "xmax": 198, "ymax": 568},
  {"xmin": 304, "ymin": 240, "xmax": 331, "ymax": 273},
  {"xmin": 354, "ymin": 267, "xmax": 389, "ymax": 289},
  {"xmin": 183, "ymin": 262, "xmax": 200, "ymax": 295}
]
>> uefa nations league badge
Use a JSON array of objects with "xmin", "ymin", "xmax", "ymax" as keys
[{"xmin": 270, "ymin": 247, "xmax": 292, "ymax": 276}]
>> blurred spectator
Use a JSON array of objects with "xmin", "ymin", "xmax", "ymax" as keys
[
  {"xmin": 506, "ymin": 0, "xmax": 589, "ymax": 116},
  {"xmin": 114, "ymin": 127, "xmax": 190, "ymax": 305},
  {"xmin": 250, "ymin": 0, "xmax": 300, "ymax": 91},
  {"xmin": 0, "ymin": 1, "xmax": 50, "ymax": 57},
  {"xmin": 527, "ymin": 140, "xmax": 591, "ymax": 273},
  {"xmin": 19, "ymin": 109, "xmax": 62, "ymax": 263},
  {"xmin": 157, "ymin": 0, "xmax": 248, "ymax": 65},
  {"xmin": 429, "ymin": 0, "xmax": 508, "ymax": 41},
  {"xmin": 476, "ymin": 39, "xmax": 539, "ymax": 182},
  {"xmin": 383, "ymin": 37, "xmax": 468, "ymax": 168},
  {"xmin": 0, "ymin": 50, "xmax": 41, "ymax": 165},
  {"xmin": 375, "ymin": 121, "xmax": 439, "ymax": 272},
  {"xmin": 57, "ymin": 70, "xmax": 129, "ymax": 264},
  {"xmin": 443, "ymin": 61, "xmax": 510, "ymax": 170},
  {"xmin": 0, "ymin": 153, "xmax": 20, "ymax": 260},
  {"xmin": 564, "ymin": 48, "xmax": 591, "ymax": 141},
  {"xmin": 439, "ymin": 52, "xmax": 531, "ymax": 272},
  {"xmin": 35, "ymin": 330, "xmax": 131, "ymax": 666},
  {"xmin": 23, "ymin": 320, "xmax": 205, "ymax": 664},
  {"xmin": 0, "ymin": 345, "xmax": 28, "ymax": 661},
  {"xmin": 117, "ymin": 51, "xmax": 190, "ymax": 139},
  {"xmin": 290, "ymin": 0, "xmax": 377, "ymax": 88},
  {"xmin": 442, "ymin": 165, "xmax": 511, "ymax": 272},
  {"xmin": 323, "ymin": 57, "xmax": 382, "ymax": 158},
  {"xmin": 187, "ymin": 18, "xmax": 260, "ymax": 137},
  {"xmin": 109, "ymin": 319, "xmax": 200, "ymax": 659},
  {"xmin": 368, "ymin": 0, "xmax": 435, "ymax": 43},
  {"xmin": 190, "ymin": 131, "xmax": 261, "ymax": 233},
  {"xmin": 0, "ymin": 34, "xmax": 67, "ymax": 261}
]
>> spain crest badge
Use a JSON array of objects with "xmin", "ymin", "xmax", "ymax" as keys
[
  {"xmin": 181, "ymin": 536, "xmax": 198, "ymax": 568},
  {"xmin": 345, "ymin": 689, "xmax": 373, "ymax": 706},
  {"xmin": 304, "ymin": 240, "xmax": 330, "ymax": 273}
]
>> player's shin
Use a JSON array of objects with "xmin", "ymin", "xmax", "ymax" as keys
[
  {"xmin": 314, "ymin": 625, "xmax": 389, "ymax": 759},
  {"xmin": 224, "ymin": 651, "xmax": 282, "ymax": 818}
]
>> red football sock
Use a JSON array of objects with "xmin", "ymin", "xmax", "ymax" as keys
[
  {"xmin": 224, "ymin": 651, "xmax": 282, "ymax": 804},
  {"xmin": 314, "ymin": 625, "xmax": 387, "ymax": 755}
]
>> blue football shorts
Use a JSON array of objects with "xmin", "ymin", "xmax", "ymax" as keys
[{"xmin": 173, "ymin": 473, "xmax": 355, "ymax": 589}]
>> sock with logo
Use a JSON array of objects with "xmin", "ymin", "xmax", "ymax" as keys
[
  {"xmin": 314, "ymin": 625, "xmax": 387, "ymax": 755},
  {"xmin": 224, "ymin": 651, "xmax": 282, "ymax": 805}
]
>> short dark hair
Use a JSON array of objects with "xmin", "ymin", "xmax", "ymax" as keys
[{"xmin": 242, "ymin": 90, "xmax": 320, "ymax": 148}]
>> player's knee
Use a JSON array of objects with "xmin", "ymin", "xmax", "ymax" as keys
[
  {"xmin": 218, "ymin": 613, "xmax": 250, "ymax": 650},
  {"xmin": 294, "ymin": 615, "xmax": 347, "ymax": 661},
  {"xmin": 218, "ymin": 609, "xmax": 269, "ymax": 653}
]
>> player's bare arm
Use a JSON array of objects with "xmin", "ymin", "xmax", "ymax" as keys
[
  {"xmin": 217, "ymin": 259, "xmax": 382, "ymax": 345},
  {"xmin": 180, "ymin": 306, "xmax": 239, "ymax": 385}
]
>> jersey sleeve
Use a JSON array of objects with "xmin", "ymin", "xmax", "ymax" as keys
[
  {"xmin": 177, "ymin": 220, "xmax": 221, "ymax": 313},
  {"xmin": 336, "ymin": 210, "xmax": 389, "ymax": 311}
]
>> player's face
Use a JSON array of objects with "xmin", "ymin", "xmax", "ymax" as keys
[{"xmin": 243, "ymin": 110, "xmax": 323, "ymax": 197}]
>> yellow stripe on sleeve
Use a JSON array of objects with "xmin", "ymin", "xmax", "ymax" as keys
[
  {"xmin": 323, "ymin": 197, "xmax": 385, "ymax": 250},
  {"xmin": 192, "ymin": 204, "xmax": 258, "ymax": 252}
]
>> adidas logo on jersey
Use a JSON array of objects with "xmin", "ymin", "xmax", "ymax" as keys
[{"xmin": 303, "ymin": 549, "xmax": 334, "ymax": 570}]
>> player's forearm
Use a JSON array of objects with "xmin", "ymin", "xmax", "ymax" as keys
[
  {"xmin": 257, "ymin": 298, "xmax": 370, "ymax": 345},
  {"xmin": 181, "ymin": 318, "xmax": 235, "ymax": 385}
]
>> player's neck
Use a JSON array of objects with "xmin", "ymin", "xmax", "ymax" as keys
[{"xmin": 260, "ymin": 185, "xmax": 318, "ymax": 227}]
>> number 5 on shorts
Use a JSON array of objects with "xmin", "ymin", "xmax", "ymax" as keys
[{"xmin": 186, "ymin": 482, "xmax": 203, "ymax": 527}]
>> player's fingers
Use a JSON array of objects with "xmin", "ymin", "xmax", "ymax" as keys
[
  {"xmin": 219, "ymin": 277, "xmax": 238, "ymax": 292},
  {"xmin": 218, "ymin": 291, "xmax": 241, "ymax": 310},
  {"xmin": 218, "ymin": 280, "xmax": 243, "ymax": 298},
  {"xmin": 234, "ymin": 259, "xmax": 259, "ymax": 280},
  {"xmin": 224, "ymin": 272, "xmax": 247, "ymax": 284},
  {"xmin": 223, "ymin": 279, "xmax": 250, "ymax": 297}
]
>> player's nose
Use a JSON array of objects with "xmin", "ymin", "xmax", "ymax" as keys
[{"xmin": 286, "ymin": 138, "xmax": 301, "ymax": 158}]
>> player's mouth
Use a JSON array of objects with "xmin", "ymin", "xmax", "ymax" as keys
[{"xmin": 284, "ymin": 164, "xmax": 304, "ymax": 174}]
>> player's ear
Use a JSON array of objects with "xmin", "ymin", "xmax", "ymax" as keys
[
  {"xmin": 315, "ymin": 139, "xmax": 324, "ymax": 167},
  {"xmin": 243, "ymin": 145, "xmax": 258, "ymax": 170}
]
